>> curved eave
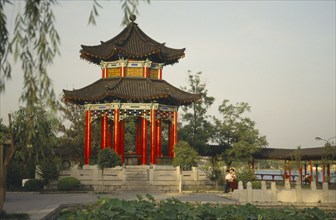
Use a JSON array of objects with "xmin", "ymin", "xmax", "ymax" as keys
[
  {"xmin": 63, "ymin": 78, "xmax": 200, "ymax": 106},
  {"xmin": 79, "ymin": 22, "xmax": 185, "ymax": 65}
]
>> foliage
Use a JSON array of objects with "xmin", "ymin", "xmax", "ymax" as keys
[
  {"xmin": 7, "ymin": 156, "xmax": 35, "ymax": 189},
  {"xmin": 88, "ymin": 0, "xmax": 151, "ymax": 26},
  {"xmin": 23, "ymin": 179, "xmax": 43, "ymax": 191},
  {"xmin": 179, "ymin": 71, "xmax": 215, "ymax": 153},
  {"xmin": 172, "ymin": 141, "xmax": 200, "ymax": 170},
  {"xmin": 208, "ymin": 167, "xmax": 223, "ymax": 185},
  {"xmin": 98, "ymin": 148, "xmax": 122, "ymax": 169},
  {"xmin": 236, "ymin": 166, "xmax": 256, "ymax": 188},
  {"xmin": 37, "ymin": 158, "xmax": 60, "ymax": 186},
  {"xmin": 57, "ymin": 101, "xmax": 85, "ymax": 164},
  {"xmin": 59, "ymin": 195, "xmax": 336, "ymax": 220},
  {"xmin": 0, "ymin": 211, "xmax": 30, "ymax": 220},
  {"xmin": 213, "ymin": 100, "xmax": 268, "ymax": 166},
  {"xmin": 57, "ymin": 177, "xmax": 80, "ymax": 191}
]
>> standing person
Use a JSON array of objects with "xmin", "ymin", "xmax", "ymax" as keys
[
  {"xmin": 229, "ymin": 168, "xmax": 237, "ymax": 192},
  {"xmin": 224, "ymin": 170, "xmax": 231, "ymax": 193}
]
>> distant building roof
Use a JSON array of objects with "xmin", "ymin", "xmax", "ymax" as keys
[
  {"xmin": 253, "ymin": 147, "xmax": 331, "ymax": 161},
  {"xmin": 63, "ymin": 77, "xmax": 201, "ymax": 106},
  {"xmin": 80, "ymin": 20, "xmax": 185, "ymax": 65}
]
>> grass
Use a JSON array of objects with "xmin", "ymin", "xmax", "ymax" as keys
[{"xmin": 0, "ymin": 212, "xmax": 30, "ymax": 220}]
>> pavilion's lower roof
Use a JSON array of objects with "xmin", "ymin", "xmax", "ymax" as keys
[{"xmin": 63, "ymin": 77, "xmax": 201, "ymax": 106}]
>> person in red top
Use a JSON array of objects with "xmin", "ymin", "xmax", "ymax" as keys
[{"xmin": 229, "ymin": 168, "xmax": 238, "ymax": 192}]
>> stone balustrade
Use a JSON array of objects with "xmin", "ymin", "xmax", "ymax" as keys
[{"xmin": 231, "ymin": 180, "xmax": 336, "ymax": 205}]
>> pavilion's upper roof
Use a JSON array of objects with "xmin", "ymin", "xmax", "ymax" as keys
[
  {"xmin": 63, "ymin": 77, "xmax": 201, "ymax": 106},
  {"xmin": 80, "ymin": 19, "xmax": 185, "ymax": 65}
]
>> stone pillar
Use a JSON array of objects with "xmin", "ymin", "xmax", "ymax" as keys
[
  {"xmin": 237, "ymin": 181, "xmax": 245, "ymax": 202},
  {"xmin": 84, "ymin": 110, "xmax": 91, "ymax": 165},
  {"xmin": 295, "ymin": 184, "xmax": 302, "ymax": 203},
  {"xmin": 247, "ymin": 182, "xmax": 253, "ymax": 203},
  {"xmin": 311, "ymin": 180, "xmax": 316, "ymax": 190},
  {"xmin": 271, "ymin": 182, "xmax": 277, "ymax": 203},
  {"xmin": 322, "ymin": 182, "xmax": 329, "ymax": 203}
]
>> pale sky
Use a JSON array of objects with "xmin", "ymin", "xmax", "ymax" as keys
[{"xmin": 1, "ymin": 1, "xmax": 335, "ymax": 149}]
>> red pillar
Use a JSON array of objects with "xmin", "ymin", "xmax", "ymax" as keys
[
  {"xmin": 84, "ymin": 111, "xmax": 91, "ymax": 165},
  {"xmin": 327, "ymin": 163, "xmax": 331, "ymax": 183},
  {"xmin": 168, "ymin": 121, "xmax": 174, "ymax": 157},
  {"xmin": 310, "ymin": 160, "xmax": 313, "ymax": 182},
  {"xmin": 119, "ymin": 120, "xmax": 125, "ymax": 163},
  {"xmin": 114, "ymin": 109, "xmax": 120, "ymax": 154},
  {"xmin": 144, "ymin": 66, "xmax": 148, "ymax": 78},
  {"xmin": 251, "ymin": 159, "xmax": 255, "ymax": 176},
  {"xmin": 156, "ymin": 119, "xmax": 162, "ymax": 157},
  {"xmin": 168, "ymin": 111, "xmax": 178, "ymax": 158},
  {"xmin": 315, "ymin": 164, "xmax": 319, "ymax": 185},
  {"xmin": 150, "ymin": 109, "xmax": 157, "ymax": 164},
  {"xmin": 141, "ymin": 115, "xmax": 147, "ymax": 165},
  {"xmin": 101, "ymin": 113, "xmax": 108, "ymax": 149},
  {"xmin": 107, "ymin": 121, "xmax": 113, "ymax": 148},
  {"xmin": 102, "ymin": 68, "xmax": 107, "ymax": 78},
  {"xmin": 288, "ymin": 160, "xmax": 292, "ymax": 183},
  {"xmin": 322, "ymin": 161, "xmax": 325, "ymax": 182},
  {"xmin": 159, "ymin": 68, "xmax": 162, "ymax": 80},
  {"xmin": 172, "ymin": 111, "xmax": 178, "ymax": 157},
  {"xmin": 136, "ymin": 117, "xmax": 142, "ymax": 155}
]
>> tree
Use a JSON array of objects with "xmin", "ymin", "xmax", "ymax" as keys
[
  {"xmin": 172, "ymin": 141, "xmax": 200, "ymax": 171},
  {"xmin": 213, "ymin": 100, "xmax": 268, "ymax": 167},
  {"xmin": 0, "ymin": 115, "xmax": 15, "ymax": 214},
  {"xmin": 57, "ymin": 100, "xmax": 86, "ymax": 164},
  {"xmin": 0, "ymin": 1, "xmax": 150, "ymax": 212},
  {"xmin": 179, "ymin": 71, "xmax": 215, "ymax": 153},
  {"xmin": 97, "ymin": 148, "xmax": 122, "ymax": 186}
]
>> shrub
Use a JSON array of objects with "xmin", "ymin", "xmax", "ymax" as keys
[
  {"xmin": 58, "ymin": 177, "xmax": 80, "ymax": 191},
  {"xmin": 98, "ymin": 148, "xmax": 122, "ymax": 169},
  {"xmin": 172, "ymin": 141, "xmax": 199, "ymax": 170},
  {"xmin": 24, "ymin": 179, "xmax": 43, "ymax": 191},
  {"xmin": 38, "ymin": 158, "xmax": 60, "ymax": 186}
]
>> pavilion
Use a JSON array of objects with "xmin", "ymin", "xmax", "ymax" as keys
[{"xmin": 63, "ymin": 16, "xmax": 200, "ymax": 165}]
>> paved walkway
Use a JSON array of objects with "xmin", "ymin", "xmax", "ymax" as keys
[{"xmin": 3, "ymin": 191, "xmax": 236, "ymax": 220}]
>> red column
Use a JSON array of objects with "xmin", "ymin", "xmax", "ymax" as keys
[
  {"xmin": 144, "ymin": 66, "xmax": 148, "ymax": 78},
  {"xmin": 322, "ymin": 161, "xmax": 325, "ymax": 182},
  {"xmin": 141, "ymin": 115, "xmax": 147, "ymax": 165},
  {"xmin": 107, "ymin": 121, "xmax": 113, "ymax": 148},
  {"xmin": 102, "ymin": 68, "xmax": 107, "ymax": 78},
  {"xmin": 168, "ymin": 121, "xmax": 173, "ymax": 157},
  {"xmin": 150, "ymin": 109, "xmax": 157, "ymax": 164},
  {"xmin": 288, "ymin": 160, "xmax": 292, "ymax": 183},
  {"xmin": 310, "ymin": 160, "xmax": 313, "ymax": 182},
  {"xmin": 251, "ymin": 159, "xmax": 255, "ymax": 176},
  {"xmin": 159, "ymin": 68, "xmax": 162, "ymax": 80},
  {"xmin": 114, "ymin": 109, "xmax": 120, "ymax": 154},
  {"xmin": 119, "ymin": 120, "xmax": 125, "ymax": 163},
  {"xmin": 136, "ymin": 117, "xmax": 142, "ymax": 155},
  {"xmin": 315, "ymin": 164, "xmax": 319, "ymax": 185},
  {"xmin": 84, "ymin": 111, "xmax": 91, "ymax": 165},
  {"xmin": 156, "ymin": 119, "xmax": 162, "ymax": 157},
  {"xmin": 172, "ymin": 111, "xmax": 178, "ymax": 158},
  {"xmin": 120, "ymin": 66, "xmax": 126, "ymax": 77},
  {"xmin": 100, "ymin": 113, "xmax": 108, "ymax": 149}
]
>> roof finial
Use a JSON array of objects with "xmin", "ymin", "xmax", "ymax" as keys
[{"xmin": 130, "ymin": 14, "xmax": 136, "ymax": 22}]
